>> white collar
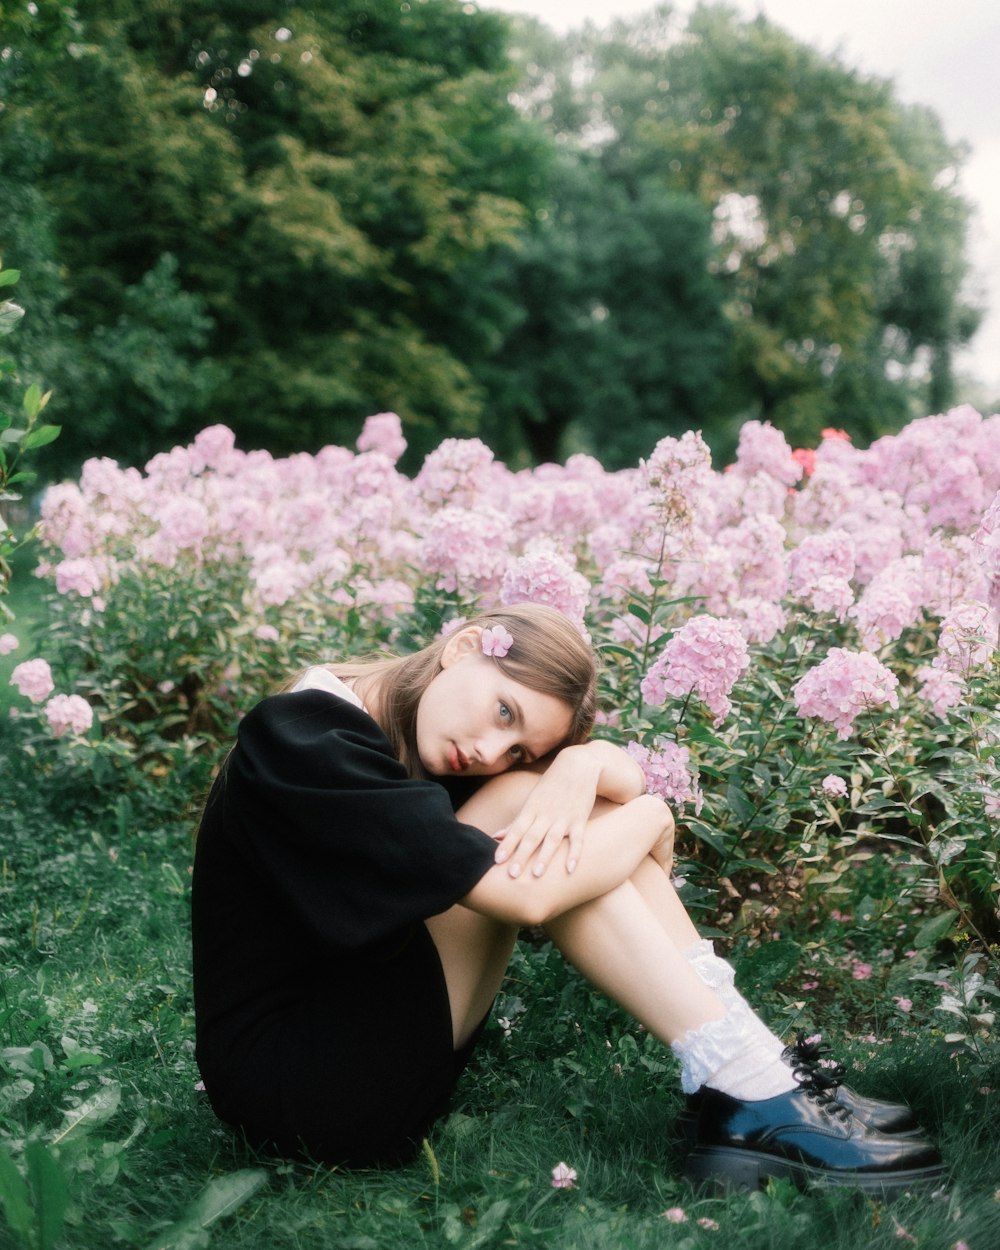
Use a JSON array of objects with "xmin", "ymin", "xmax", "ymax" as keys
[{"xmin": 290, "ymin": 666, "xmax": 366, "ymax": 711}]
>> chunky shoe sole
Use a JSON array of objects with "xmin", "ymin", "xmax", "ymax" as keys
[{"xmin": 684, "ymin": 1145, "xmax": 948, "ymax": 1197}]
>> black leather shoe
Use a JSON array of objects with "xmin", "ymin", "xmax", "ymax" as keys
[
  {"xmin": 782, "ymin": 1032, "xmax": 922, "ymax": 1136},
  {"xmin": 684, "ymin": 1085, "xmax": 946, "ymax": 1196}
]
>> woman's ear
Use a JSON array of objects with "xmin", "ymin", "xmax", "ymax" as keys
[{"xmin": 440, "ymin": 625, "xmax": 484, "ymax": 668}]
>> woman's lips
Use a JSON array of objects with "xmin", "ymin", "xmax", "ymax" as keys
[{"xmin": 449, "ymin": 744, "xmax": 468, "ymax": 772}]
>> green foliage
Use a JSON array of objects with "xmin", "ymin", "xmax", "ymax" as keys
[
  {"xmin": 1, "ymin": 0, "xmax": 550, "ymax": 470},
  {"xmin": 476, "ymin": 155, "xmax": 732, "ymax": 467},
  {"xmin": 0, "ymin": 261, "xmax": 59, "ymax": 622},
  {"xmin": 2, "ymin": 0, "xmax": 980, "ymax": 472},
  {"xmin": 505, "ymin": 3, "xmax": 979, "ymax": 456}
]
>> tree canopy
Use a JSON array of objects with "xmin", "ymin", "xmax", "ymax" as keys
[{"xmin": 0, "ymin": 0, "xmax": 981, "ymax": 472}]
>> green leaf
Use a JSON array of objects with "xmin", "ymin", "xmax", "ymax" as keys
[
  {"xmin": 0, "ymin": 1145, "xmax": 33, "ymax": 1248},
  {"xmin": 726, "ymin": 780, "xmax": 756, "ymax": 824},
  {"xmin": 142, "ymin": 1169, "xmax": 267, "ymax": 1250},
  {"xmin": 0, "ymin": 427, "xmax": 26, "ymax": 447},
  {"xmin": 51, "ymin": 1082, "xmax": 121, "ymax": 1145},
  {"xmin": 19, "ymin": 424, "xmax": 61, "ymax": 451},
  {"xmin": 21, "ymin": 385, "xmax": 42, "ymax": 420},
  {"xmin": 24, "ymin": 1142, "xmax": 70, "ymax": 1250},
  {"xmin": 686, "ymin": 819, "xmax": 727, "ymax": 856},
  {"xmin": 626, "ymin": 601, "xmax": 650, "ymax": 624},
  {"xmin": 0, "ymin": 270, "xmax": 20, "ymax": 288},
  {"xmin": 914, "ymin": 909, "xmax": 958, "ymax": 949},
  {"xmin": 0, "ymin": 301, "xmax": 25, "ymax": 336}
]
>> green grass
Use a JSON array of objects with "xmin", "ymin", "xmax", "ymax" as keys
[{"xmin": 2, "ymin": 776, "xmax": 999, "ymax": 1249}]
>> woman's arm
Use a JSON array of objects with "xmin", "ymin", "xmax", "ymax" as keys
[
  {"xmin": 493, "ymin": 739, "xmax": 646, "ymax": 878},
  {"xmin": 460, "ymin": 792, "xmax": 674, "ymax": 927}
]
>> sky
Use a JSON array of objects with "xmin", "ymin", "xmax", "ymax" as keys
[{"xmin": 481, "ymin": 0, "xmax": 1000, "ymax": 399}]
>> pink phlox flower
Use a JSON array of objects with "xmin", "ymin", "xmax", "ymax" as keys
[
  {"xmin": 254, "ymin": 625, "xmax": 279, "ymax": 642},
  {"xmin": 356, "ymin": 412, "xmax": 407, "ymax": 463},
  {"xmin": 852, "ymin": 960, "xmax": 873, "ymax": 981},
  {"xmin": 53, "ymin": 557, "xmax": 110, "ymax": 599},
  {"xmin": 732, "ymin": 419, "xmax": 803, "ymax": 487},
  {"xmin": 499, "ymin": 543, "xmax": 590, "ymax": 631},
  {"xmin": 661, "ymin": 1207, "xmax": 687, "ymax": 1223},
  {"xmin": 10, "ymin": 658, "xmax": 55, "ymax": 704},
  {"xmin": 0, "ymin": 633, "xmax": 18, "ymax": 656},
  {"xmin": 920, "ymin": 533, "xmax": 989, "ymax": 616},
  {"xmin": 731, "ymin": 597, "xmax": 787, "ymax": 644},
  {"xmin": 641, "ymin": 429, "xmax": 713, "ymax": 528},
  {"xmin": 353, "ymin": 579, "xmax": 415, "ymax": 620},
  {"xmin": 626, "ymin": 739, "xmax": 703, "ymax": 813},
  {"xmin": 251, "ymin": 556, "xmax": 313, "ymax": 609},
  {"xmin": 973, "ymin": 488, "xmax": 1000, "ymax": 613},
  {"xmin": 642, "ymin": 615, "xmax": 750, "ymax": 725},
  {"xmin": 792, "ymin": 647, "xmax": 899, "ymax": 740},
  {"xmin": 893, "ymin": 997, "xmax": 913, "ymax": 1013},
  {"xmin": 190, "ymin": 424, "xmax": 238, "ymax": 474},
  {"xmin": 697, "ymin": 1216, "xmax": 721, "ymax": 1230},
  {"xmin": 419, "ymin": 505, "xmax": 511, "ymax": 595},
  {"xmin": 916, "ymin": 661, "xmax": 965, "ymax": 718},
  {"xmin": 44, "ymin": 693, "xmax": 94, "ymax": 739},
  {"xmin": 481, "ymin": 625, "xmax": 514, "ymax": 658},
  {"xmin": 850, "ymin": 557, "xmax": 924, "ymax": 650},
  {"xmin": 151, "ymin": 496, "xmax": 212, "ymax": 552},
  {"xmin": 808, "ymin": 574, "xmax": 855, "ymax": 621},
  {"xmin": 640, "ymin": 612, "xmax": 750, "ymax": 725},
  {"xmin": 415, "ymin": 438, "xmax": 495, "ymax": 507},
  {"xmin": 598, "ymin": 557, "xmax": 655, "ymax": 603},
  {"xmin": 937, "ymin": 599, "xmax": 998, "ymax": 674},
  {"xmin": 791, "ymin": 447, "xmax": 816, "ymax": 478},
  {"xmin": 724, "ymin": 513, "xmax": 788, "ymax": 601},
  {"xmin": 788, "ymin": 530, "xmax": 856, "ymax": 595},
  {"xmin": 550, "ymin": 1162, "xmax": 577, "ymax": 1189},
  {"xmin": 821, "ymin": 774, "xmax": 848, "ymax": 798}
]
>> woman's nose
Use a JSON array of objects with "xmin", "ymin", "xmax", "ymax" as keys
[{"xmin": 476, "ymin": 730, "xmax": 513, "ymax": 769}]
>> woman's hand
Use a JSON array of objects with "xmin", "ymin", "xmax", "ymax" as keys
[{"xmin": 493, "ymin": 740, "xmax": 645, "ymax": 878}]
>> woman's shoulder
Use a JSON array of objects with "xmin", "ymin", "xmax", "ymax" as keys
[{"xmin": 238, "ymin": 686, "xmax": 392, "ymax": 766}]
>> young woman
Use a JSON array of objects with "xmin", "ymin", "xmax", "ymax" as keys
[{"xmin": 192, "ymin": 603, "xmax": 944, "ymax": 1194}]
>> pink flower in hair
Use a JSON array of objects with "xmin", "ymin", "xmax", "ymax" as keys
[{"xmin": 481, "ymin": 625, "xmax": 514, "ymax": 658}]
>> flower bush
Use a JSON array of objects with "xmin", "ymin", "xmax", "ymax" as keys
[{"xmin": 7, "ymin": 407, "xmax": 1000, "ymax": 959}]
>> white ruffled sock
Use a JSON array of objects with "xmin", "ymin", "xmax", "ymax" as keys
[{"xmin": 671, "ymin": 939, "xmax": 797, "ymax": 1101}]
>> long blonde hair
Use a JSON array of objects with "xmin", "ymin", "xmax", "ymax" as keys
[{"xmin": 329, "ymin": 603, "xmax": 596, "ymax": 776}]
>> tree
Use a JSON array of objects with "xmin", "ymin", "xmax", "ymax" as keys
[
  {"xmin": 506, "ymin": 3, "xmax": 980, "ymax": 451},
  {"xmin": 1, "ymin": 0, "xmax": 552, "ymax": 468},
  {"xmin": 476, "ymin": 151, "xmax": 731, "ymax": 466}
]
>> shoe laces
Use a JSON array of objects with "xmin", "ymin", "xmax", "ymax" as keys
[
  {"xmin": 782, "ymin": 1031, "xmax": 848, "ymax": 1092},
  {"xmin": 784, "ymin": 1033, "xmax": 852, "ymax": 1122}
]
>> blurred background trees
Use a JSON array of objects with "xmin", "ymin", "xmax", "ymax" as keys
[{"xmin": 0, "ymin": 0, "xmax": 982, "ymax": 475}]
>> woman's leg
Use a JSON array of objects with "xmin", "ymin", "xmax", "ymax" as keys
[{"xmin": 425, "ymin": 771, "xmax": 538, "ymax": 1049}]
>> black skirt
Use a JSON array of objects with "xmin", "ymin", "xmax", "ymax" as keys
[{"xmin": 203, "ymin": 922, "xmax": 483, "ymax": 1168}]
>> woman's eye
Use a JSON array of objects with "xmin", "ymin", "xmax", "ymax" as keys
[
  {"xmin": 509, "ymin": 744, "xmax": 525, "ymax": 762},
  {"xmin": 499, "ymin": 701, "xmax": 512, "ymax": 722}
]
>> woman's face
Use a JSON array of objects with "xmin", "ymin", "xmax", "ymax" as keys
[{"xmin": 415, "ymin": 629, "xmax": 573, "ymax": 778}]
